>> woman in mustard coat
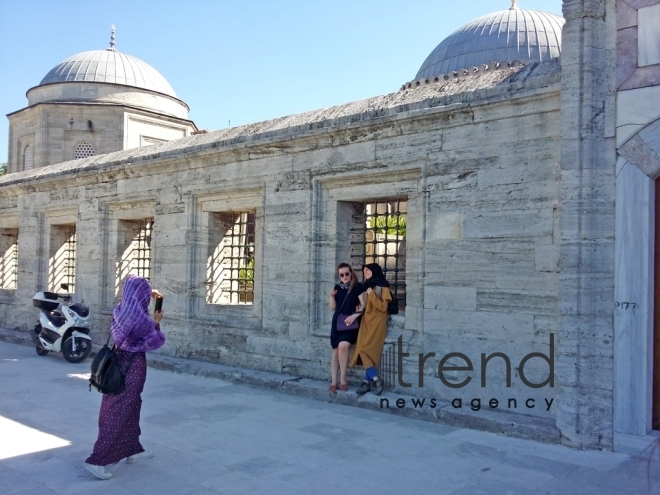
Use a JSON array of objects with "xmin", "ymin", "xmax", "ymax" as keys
[{"xmin": 349, "ymin": 263, "xmax": 392, "ymax": 395}]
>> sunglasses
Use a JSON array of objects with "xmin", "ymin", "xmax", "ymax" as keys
[{"xmin": 339, "ymin": 272, "xmax": 351, "ymax": 278}]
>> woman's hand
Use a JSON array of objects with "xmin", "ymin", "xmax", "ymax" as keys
[
  {"xmin": 343, "ymin": 314, "xmax": 358, "ymax": 326},
  {"xmin": 330, "ymin": 289, "xmax": 337, "ymax": 297},
  {"xmin": 153, "ymin": 310, "xmax": 164, "ymax": 324},
  {"xmin": 151, "ymin": 289, "xmax": 163, "ymax": 300},
  {"xmin": 366, "ymin": 288, "xmax": 373, "ymax": 295},
  {"xmin": 355, "ymin": 303, "xmax": 363, "ymax": 312}
]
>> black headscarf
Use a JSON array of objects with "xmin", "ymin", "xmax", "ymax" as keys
[{"xmin": 362, "ymin": 263, "xmax": 390, "ymax": 289}]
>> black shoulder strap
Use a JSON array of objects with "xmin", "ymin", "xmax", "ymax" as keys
[{"xmin": 336, "ymin": 286, "xmax": 353, "ymax": 314}]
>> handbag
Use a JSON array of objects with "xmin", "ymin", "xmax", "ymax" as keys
[{"xmin": 335, "ymin": 286, "xmax": 360, "ymax": 332}]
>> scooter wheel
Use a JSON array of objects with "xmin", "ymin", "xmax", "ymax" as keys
[
  {"xmin": 62, "ymin": 336, "xmax": 92, "ymax": 363},
  {"xmin": 36, "ymin": 344, "xmax": 49, "ymax": 356}
]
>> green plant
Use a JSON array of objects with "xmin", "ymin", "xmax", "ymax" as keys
[
  {"xmin": 0, "ymin": 163, "xmax": 6, "ymax": 176},
  {"xmin": 369, "ymin": 215, "xmax": 406, "ymax": 237},
  {"xmin": 239, "ymin": 258, "xmax": 254, "ymax": 283}
]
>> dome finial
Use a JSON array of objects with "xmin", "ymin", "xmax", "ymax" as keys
[
  {"xmin": 510, "ymin": 0, "xmax": 519, "ymax": 9},
  {"xmin": 109, "ymin": 25, "xmax": 116, "ymax": 50}
]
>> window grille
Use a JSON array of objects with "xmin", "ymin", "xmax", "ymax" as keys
[
  {"xmin": 0, "ymin": 230, "xmax": 18, "ymax": 290},
  {"xmin": 49, "ymin": 225, "xmax": 76, "ymax": 293},
  {"xmin": 350, "ymin": 199, "xmax": 407, "ymax": 311},
  {"xmin": 63, "ymin": 226, "xmax": 77, "ymax": 290},
  {"xmin": 24, "ymin": 146, "xmax": 33, "ymax": 171},
  {"xmin": 116, "ymin": 219, "xmax": 154, "ymax": 297},
  {"xmin": 74, "ymin": 141, "xmax": 95, "ymax": 159},
  {"xmin": 132, "ymin": 219, "xmax": 154, "ymax": 281},
  {"xmin": 207, "ymin": 212, "xmax": 255, "ymax": 305}
]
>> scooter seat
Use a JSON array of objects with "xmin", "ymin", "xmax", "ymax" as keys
[{"xmin": 45, "ymin": 311, "xmax": 65, "ymax": 327}]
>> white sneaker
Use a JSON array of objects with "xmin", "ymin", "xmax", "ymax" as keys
[
  {"xmin": 126, "ymin": 450, "xmax": 153, "ymax": 464},
  {"xmin": 83, "ymin": 462, "xmax": 113, "ymax": 480}
]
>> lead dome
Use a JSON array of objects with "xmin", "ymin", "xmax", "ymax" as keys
[
  {"xmin": 39, "ymin": 48, "xmax": 177, "ymax": 98},
  {"xmin": 415, "ymin": 3, "xmax": 564, "ymax": 79}
]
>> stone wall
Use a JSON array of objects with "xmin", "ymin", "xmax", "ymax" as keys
[
  {"xmin": 0, "ymin": 73, "xmax": 564, "ymax": 437},
  {"xmin": 8, "ymin": 102, "xmax": 195, "ymax": 173}
]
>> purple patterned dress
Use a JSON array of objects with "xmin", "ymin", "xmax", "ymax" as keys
[{"xmin": 86, "ymin": 276, "xmax": 165, "ymax": 467}]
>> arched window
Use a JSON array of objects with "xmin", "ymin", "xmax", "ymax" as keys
[
  {"xmin": 24, "ymin": 146, "xmax": 33, "ymax": 171},
  {"xmin": 74, "ymin": 141, "xmax": 95, "ymax": 159}
]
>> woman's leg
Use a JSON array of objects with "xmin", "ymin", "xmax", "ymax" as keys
[
  {"xmin": 330, "ymin": 348, "xmax": 339, "ymax": 386},
  {"xmin": 365, "ymin": 366, "xmax": 379, "ymax": 381},
  {"xmin": 338, "ymin": 341, "xmax": 350, "ymax": 386}
]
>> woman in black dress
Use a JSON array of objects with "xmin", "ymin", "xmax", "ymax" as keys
[{"xmin": 328, "ymin": 263, "xmax": 365, "ymax": 392}]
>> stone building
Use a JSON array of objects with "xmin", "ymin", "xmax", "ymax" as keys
[
  {"xmin": 6, "ymin": 27, "xmax": 197, "ymax": 174},
  {"xmin": 1, "ymin": 0, "xmax": 659, "ymax": 451}
]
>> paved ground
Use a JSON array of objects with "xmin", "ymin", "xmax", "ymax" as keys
[{"xmin": 1, "ymin": 341, "xmax": 659, "ymax": 495}]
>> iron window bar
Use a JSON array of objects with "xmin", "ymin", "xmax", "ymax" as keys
[
  {"xmin": 350, "ymin": 199, "xmax": 407, "ymax": 312},
  {"xmin": 1, "ymin": 231, "xmax": 18, "ymax": 289},
  {"xmin": 208, "ymin": 211, "xmax": 255, "ymax": 305},
  {"xmin": 132, "ymin": 219, "xmax": 154, "ymax": 281}
]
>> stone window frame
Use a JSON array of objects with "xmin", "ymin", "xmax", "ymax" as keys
[
  {"xmin": 206, "ymin": 211, "xmax": 256, "ymax": 306},
  {"xmin": 188, "ymin": 187, "xmax": 264, "ymax": 322},
  {"xmin": 310, "ymin": 170, "xmax": 422, "ymax": 339},
  {"xmin": 114, "ymin": 218, "xmax": 155, "ymax": 298},
  {"xmin": 16, "ymin": 134, "xmax": 34, "ymax": 174},
  {"xmin": 0, "ymin": 216, "xmax": 20, "ymax": 296},
  {"xmin": 23, "ymin": 145, "xmax": 33, "ymax": 171},
  {"xmin": 99, "ymin": 200, "xmax": 157, "ymax": 310},
  {"xmin": 38, "ymin": 210, "xmax": 79, "ymax": 296},
  {"xmin": 47, "ymin": 223, "xmax": 77, "ymax": 293}
]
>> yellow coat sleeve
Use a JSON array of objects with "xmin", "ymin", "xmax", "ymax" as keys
[{"xmin": 368, "ymin": 287, "xmax": 392, "ymax": 313}]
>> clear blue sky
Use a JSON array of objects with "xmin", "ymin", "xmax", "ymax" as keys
[{"xmin": 0, "ymin": 0, "xmax": 563, "ymax": 163}]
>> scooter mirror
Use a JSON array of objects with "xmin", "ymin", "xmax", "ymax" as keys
[{"xmin": 61, "ymin": 283, "xmax": 69, "ymax": 291}]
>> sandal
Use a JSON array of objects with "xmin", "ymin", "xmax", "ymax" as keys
[
  {"xmin": 329, "ymin": 384, "xmax": 337, "ymax": 392},
  {"xmin": 339, "ymin": 383, "xmax": 348, "ymax": 391},
  {"xmin": 356, "ymin": 381, "xmax": 370, "ymax": 395}
]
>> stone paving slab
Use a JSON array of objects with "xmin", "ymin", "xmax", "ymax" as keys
[{"xmin": 0, "ymin": 341, "xmax": 658, "ymax": 494}]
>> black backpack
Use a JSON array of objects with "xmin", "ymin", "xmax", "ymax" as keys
[
  {"xmin": 388, "ymin": 298, "xmax": 399, "ymax": 315},
  {"xmin": 89, "ymin": 335, "xmax": 131, "ymax": 395},
  {"xmin": 375, "ymin": 286, "xmax": 399, "ymax": 315}
]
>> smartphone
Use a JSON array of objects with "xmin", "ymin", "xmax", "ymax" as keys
[{"xmin": 155, "ymin": 297, "xmax": 163, "ymax": 312}]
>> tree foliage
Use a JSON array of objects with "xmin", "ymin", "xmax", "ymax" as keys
[
  {"xmin": 238, "ymin": 258, "xmax": 254, "ymax": 283},
  {"xmin": 0, "ymin": 163, "xmax": 6, "ymax": 176},
  {"xmin": 369, "ymin": 215, "xmax": 407, "ymax": 237}
]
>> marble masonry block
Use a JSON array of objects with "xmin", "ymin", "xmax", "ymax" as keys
[
  {"xmin": 477, "ymin": 165, "xmax": 557, "ymax": 188},
  {"xmin": 426, "ymin": 213, "xmax": 462, "ymax": 240},
  {"xmin": 617, "ymin": 0, "xmax": 638, "ymax": 29},
  {"xmin": 424, "ymin": 286, "xmax": 476, "ymax": 311},
  {"xmin": 619, "ymin": 121, "xmax": 660, "ymax": 178},
  {"xmin": 617, "ymin": 86, "xmax": 660, "ymax": 133},
  {"xmin": 463, "ymin": 209, "xmax": 553, "ymax": 239},
  {"xmin": 375, "ymin": 131, "xmax": 442, "ymax": 163},
  {"xmin": 618, "ymin": 64, "xmax": 660, "ymax": 90},
  {"xmin": 625, "ymin": 0, "xmax": 660, "ymax": 8},
  {"xmin": 638, "ymin": 4, "xmax": 660, "ymax": 66},
  {"xmin": 535, "ymin": 244, "xmax": 560, "ymax": 272},
  {"xmin": 424, "ymin": 308, "xmax": 535, "ymax": 341},
  {"xmin": 476, "ymin": 290, "xmax": 558, "ymax": 316}
]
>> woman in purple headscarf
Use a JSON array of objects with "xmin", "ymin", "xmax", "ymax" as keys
[{"xmin": 84, "ymin": 275, "xmax": 165, "ymax": 480}]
